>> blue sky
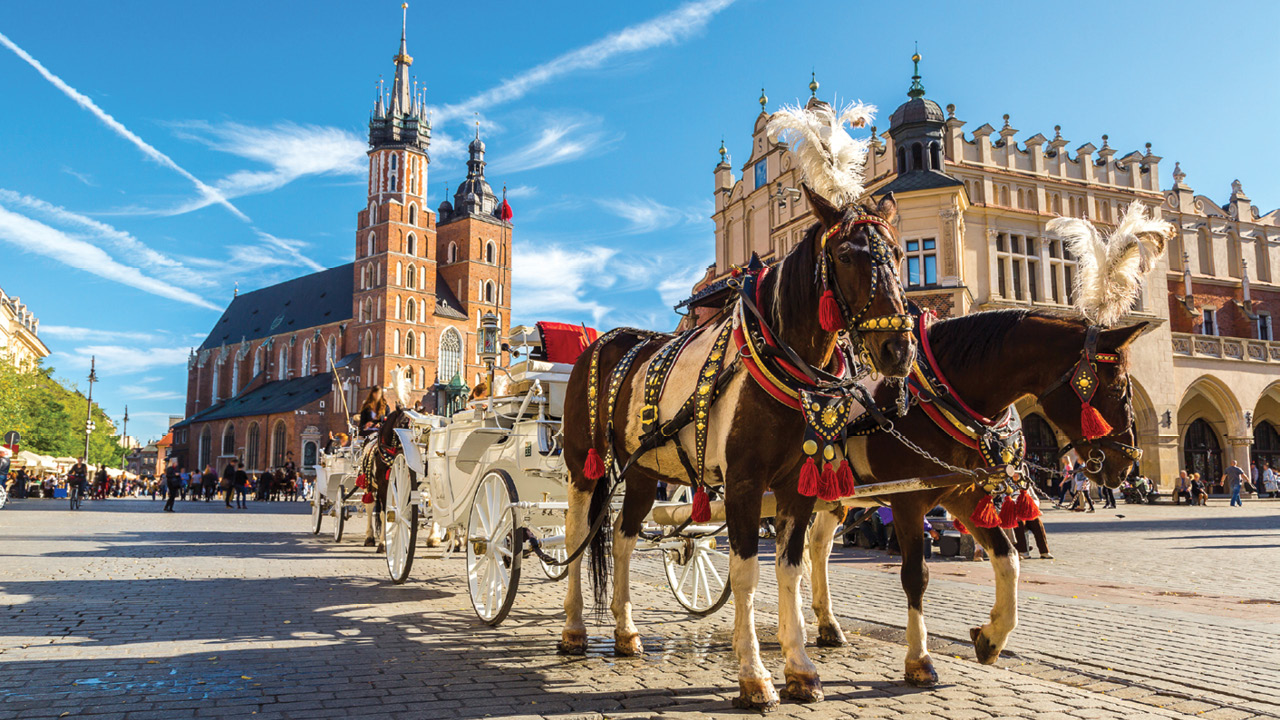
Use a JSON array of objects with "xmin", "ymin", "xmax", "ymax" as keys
[{"xmin": 1, "ymin": 0, "xmax": 1276, "ymax": 444}]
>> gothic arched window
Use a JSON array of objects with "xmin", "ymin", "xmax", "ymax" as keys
[
  {"xmin": 439, "ymin": 328, "xmax": 462, "ymax": 382},
  {"xmin": 271, "ymin": 420, "xmax": 287, "ymax": 468},
  {"xmin": 277, "ymin": 345, "xmax": 289, "ymax": 381},
  {"xmin": 326, "ymin": 336, "xmax": 337, "ymax": 369},
  {"xmin": 366, "ymin": 233, "xmax": 375, "ymax": 257},
  {"xmin": 406, "ymin": 264, "xmax": 416, "ymax": 290},
  {"xmin": 301, "ymin": 340, "xmax": 312, "ymax": 377},
  {"xmin": 448, "ymin": 242, "xmax": 458, "ymax": 264},
  {"xmin": 230, "ymin": 357, "xmax": 240, "ymax": 397},
  {"xmin": 406, "ymin": 232, "xmax": 416, "ymax": 256},
  {"xmin": 363, "ymin": 330, "xmax": 374, "ymax": 358},
  {"xmin": 485, "ymin": 241, "xmax": 496, "ymax": 264},
  {"xmin": 408, "ymin": 205, "xmax": 417, "ymax": 227},
  {"xmin": 485, "ymin": 280, "xmax": 495, "ymax": 303},
  {"xmin": 405, "ymin": 331, "xmax": 416, "ymax": 357},
  {"xmin": 406, "ymin": 298, "xmax": 416, "ymax": 323},
  {"xmin": 253, "ymin": 345, "xmax": 264, "ymax": 377},
  {"xmin": 389, "ymin": 153, "xmax": 398, "ymax": 170},
  {"xmin": 222, "ymin": 423, "xmax": 236, "ymax": 457},
  {"xmin": 246, "ymin": 423, "xmax": 260, "ymax": 470}
]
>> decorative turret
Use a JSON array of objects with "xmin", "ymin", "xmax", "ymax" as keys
[
  {"xmin": 885, "ymin": 50, "xmax": 955, "ymax": 188},
  {"xmin": 368, "ymin": 4, "xmax": 429, "ymax": 152},
  {"xmin": 443, "ymin": 125, "xmax": 498, "ymax": 220}
]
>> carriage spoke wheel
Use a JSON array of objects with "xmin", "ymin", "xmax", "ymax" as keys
[
  {"xmin": 385, "ymin": 455, "xmax": 418, "ymax": 584},
  {"xmin": 310, "ymin": 488, "xmax": 325, "ymax": 535},
  {"xmin": 664, "ymin": 535, "xmax": 732, "ymax": 616},
  {"xmin": 466, "ymin": 470, "xmax": 522, "ymax": 626},
  {"xmin": 538, "ymin": 525, "xmax": 568, "ymax": 581},
  {"xmin": 332, "ymin": 489, "xmax": 346, "ymax": 542}
]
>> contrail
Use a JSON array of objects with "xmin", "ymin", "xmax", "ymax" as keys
[{"xmin": 0, "ymin": 30, "xmax": 249, "ymax": 222}]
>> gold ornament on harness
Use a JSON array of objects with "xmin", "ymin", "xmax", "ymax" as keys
[{"xmin": 803, "ymin": 439, "xmax": 818, "ymax": 455}]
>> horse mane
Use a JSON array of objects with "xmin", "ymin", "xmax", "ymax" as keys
[{"xmin": 926, "ymin": 309, "xmax": 1071, "ymax": 372}]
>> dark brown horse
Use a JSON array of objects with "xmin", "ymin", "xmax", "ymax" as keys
[
  {"xmin": 559, "ymin": 187, "xmax": 914, "ymax": 710},
  {"xmin": 356, "ymin": 368, "xmax": 415, "ymax": 553},
  {"xmin": 807, "ymin": 309, "xmax": 1148, "ymax": 686}
]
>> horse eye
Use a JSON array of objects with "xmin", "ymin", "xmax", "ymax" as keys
[{"xmin": 835, "ymin": 242, "xmax": 855, "ymax": 264}]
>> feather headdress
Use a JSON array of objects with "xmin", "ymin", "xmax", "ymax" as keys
[
  {"xmin": 391, "ymin": 365, "xmax": 413, "ymax": 410},
  {"xmin": 1046, "ymin": 202, "xmax": 1174, "ymax": 327},
  {"xmin": 766, "ymin": 100, "xmax": 876, "ymax": 207}
]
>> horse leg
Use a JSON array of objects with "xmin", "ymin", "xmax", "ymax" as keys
[
  {"xmin": 558, "ymin": 484, "xmax": 593, "ymax": 655},
  {"xmin": 967, "ymin": 524, "xmax": 1019, "ymax": 664},
  {"xmin": 377, "ymin": 496, "xmax": 386, "ymax": 554},
  {"xmin": 611, "ymin": 478, "xmax": 657, "ymax": 656},
  {"xmin": 807, "ymin": 507, "xmax": 846, "ymax": 647},
  {"xmin": 775, "ymin": 489, "xmax": 822, "ymax": 703},
  {"xmin": 727, "ymin": 489, "xmax": 778, "ymax": 711},
  {"xmin": 364, "ymin": 500, "xmax": 376, "ymax": 547},
  {"xmin": 896, "ymin": 507, "xmax": 937, "ymax": 686}
]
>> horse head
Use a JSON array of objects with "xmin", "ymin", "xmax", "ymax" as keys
[{"xmin": 805, "ymin": 185, "xmax": 914, "ymax": 378}]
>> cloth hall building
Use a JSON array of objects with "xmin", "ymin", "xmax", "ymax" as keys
[
  {"xmin": 686, "ymin": 59, "xmax": 1280, "ymax": 491},
  {"xmin": 171, "ymin": 17, "xmax": 513, "ymax": 474}
]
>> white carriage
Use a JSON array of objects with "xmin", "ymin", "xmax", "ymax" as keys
[
  {"xmin": 310, "ymin": 443, "xmax": 367, "ymax": 544},
  {"xmin": 382, "ymin": 325, "xmax": 734, "ymax": 626}
]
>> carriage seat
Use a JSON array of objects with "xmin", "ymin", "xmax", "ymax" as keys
[{"xmin": 506, "ymin": 359, "xmax": 574, "ymax": 417}]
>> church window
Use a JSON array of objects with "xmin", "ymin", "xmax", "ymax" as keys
[
  {"xmin": 404, "ymin": 331, "xmax": 415, "ymax": 357},
  {"xmin": 439, "ymin": 328, "xmax": 462, "ymax": 383},
  {"xmin": 368, "ymin": 202, "xmax": 376, "ymax": 227},
  {"xmin": 406, "ymin": 298, "xmax": 416, "ymax": 323},
  {"xmin": 211, "ymin": 362, "xmax": 221, "ymax": 404},
  {"xmin": 245, "ymin": 423, "xmax": 260, "ymax": 471},
  {"xmin": 405, "ymin": 366, "xmax": 414, "ymax": 385},
  {"xmin": 396, "ymin": 262, "xmax": 402, "ymax": 286},
  {"xmin": 367, "ymin": 233, "xmax": 375, "ymax": 257},
  {"xmin": 409, "ymin": 204, "xmax": 417, "ymax": 227},
  {"xmin": 406, "ymin": 232, "xmax": 416, "ymax": 255},
  {"xmin": 484, "ymin": 280, "xmax": 495, "ymax": 304},
  {"xmin": 485, "ymin": 241, "xmax": 496, "ymax": 264},
  {"xmin": 222, "ymin": 423, "xmax": 235, "ymax": 457},
  {"xmin": 277, "ymin": 345, "xmax": 289, "ymax": 381},
  {"xmin": 301, "ymin": 340, "xmax": 312, "ymax": 377},
  {"xmin": 1257, "ymin": 235, "xmax": 1271, "ymax": 282},
  {"xmin": 904, "ymin": 238, "xmax": 937, "ymax": 288},
  {"xmin": 390, "ymin": 172, "xmax": 398, "ymax": 192},
  {"xmin": 231, "ymin": 359, "xmax": 240, "ymax": 397},
  {"xmin": 447, "ymin": 242, "xmax": 458, "ymax": 264},
  {"xmin": 271, "ymin": 420, "xmax": 287, "ymax": 468},
  {"xmin": 389, "ymin": 153, "xmax": 398, "ymax": 170},
  {"xmin": 406, "ymin": 264, "xmax": 416, "ymax": 290},
  {"xmin": 253, "ymin": 345, "xmax": 264, "ymax": 376},
  {"xmin": 326, "ymin": 336, "xmax": 337, "ymax": 369},
  {"xmin": 363, "ymin": 330, "xmax": 373, "ymax": 357},
  {"xmin": 753, "ymin": 159, "xmax": 767, "ymax": 189},
  {"xmin": 929, "ymin": 142, "xmax": 942, "ymax": 170},
  {"xmin": 911, "ymin": 143, "xmax": 923, "ymax": 171},
  {"xmin": 1197, "ymin": 228, "xmax": 1215, "ymax": 275}
]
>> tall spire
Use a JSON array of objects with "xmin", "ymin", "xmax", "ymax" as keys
[{"xmin": 389, "ymin": 3, "xmax": 413, "ymax": 117}]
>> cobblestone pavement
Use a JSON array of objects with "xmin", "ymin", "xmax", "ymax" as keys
[{"xmin": 0, "ymin": 497, "xmax": 1277, "ymax": 720}]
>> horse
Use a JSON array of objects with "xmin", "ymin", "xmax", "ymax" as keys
[
  {"xmin": 559, "ymin": 181, "xmax": 915, "ymax": 710},
  {"xmin": 803, "ymin": 309, "xmax": 1148, "ymax": 687}
]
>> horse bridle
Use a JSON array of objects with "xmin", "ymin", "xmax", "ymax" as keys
[
  {"xmin": 1041, "ymin": 325, "xmax": 1142, "ymax": 475},
  {"xmin": 818, "ymin": 215, "xmax": 914, "ymax": 343}
]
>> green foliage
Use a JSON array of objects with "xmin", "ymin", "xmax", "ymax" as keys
[{"xmin": 0, "ymin": 360, "xmax": 126, "ymax": 466}]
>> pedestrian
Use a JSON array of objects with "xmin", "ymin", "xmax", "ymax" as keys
[
  {"xmin": 1223, "ymin": 460, "xmax": 1250, "ymax": 507},
  {"xmin": 163, "ymin": 462, "xmax": 181, "ymax": 512},
  {"xmin": 1173, "ymin": 470, "xmax": 1191, "ymax": 505},
  {"xmin": 1262, "ymin": 463, "xmax": 1279, "ymax": 498},
  {"xmin": 1101, "ymin": 477, "xmax": 1117, "ymax": 509},
  {"xmin": 1070, "ymin": 463, "xmax": 1094, "ymax": 513},
  {"xmin": 1190, "ymin": 472, "xmax": 1208, "ymax": 506},
  {"xmin": 1014, "ymin": 517, "xmax": 1054, "ymax": 559},
  {"xmin": 202, "ymin": 466, "xmax": 216, "ymax": 501},
  {"xmin": 1056, "ymin": 458, "xmax": 1074, "ymax": 506},
  {"xmin": 221, "ymin": 461, "xmax": 236, "ymax": 508},
  {"xmin": 234, "ymin": 462, "xmax": 249, "ymax": 509}
]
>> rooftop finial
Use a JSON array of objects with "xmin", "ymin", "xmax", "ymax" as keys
[
  {"xmin": 908, "ymin": 45, "xmax": 925, "ymax": 99},
  {"xmin": 474, "ymin": 112, "xmax": 480, "ymax": 139},
  {"xmin": 719, "ymin": 137, "xmax": 727, "ymax": 163},
  {"xmin": 401, "ymin": 3, "xmax": 408, "ymax": 41},
  {"xmin": 809, "ymin": 70, "xmax": 818, "ymax": 98},
  {"xmin": 759, "ymin": 87, "xmax": 768, "ymax": 110}
]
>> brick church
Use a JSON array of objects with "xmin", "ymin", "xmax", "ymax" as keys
[{"xmin": 171, "ymin": 12, "xmax": 513, "ymax": 474}]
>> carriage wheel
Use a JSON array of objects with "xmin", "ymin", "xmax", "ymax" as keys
[
  {"xmin": 385, "ymin": 455, "xmax": 418, "ymax": 584},
  {"xmin": 538, "ymin": 525, "xmax": 569, "ymax": 581},
  {"xmin": 466, "ymin": 470, "xmax": 522, "ymax": 626},
  {"xmin": 310, "ymin": 488, "xmax": 324, "ymax": 535},
  {"xmin": 332, "ymin": 491, "xmax": 346, "ymax": 543},
  {"xmin": 663, "ymin": 535, "xmax": 732, "ymax": 616}
]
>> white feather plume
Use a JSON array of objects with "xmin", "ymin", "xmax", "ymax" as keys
[
  {"xmin": 766, "ymin": 100, "xmax": 876, "ymax": 207},
  {"xmin": 1046, "ymin": 202, "xmax": 1174, "ymax": 327},
  {"xmin": 391, "ymin": 365, "xmax": 413, "ymax": 409}
]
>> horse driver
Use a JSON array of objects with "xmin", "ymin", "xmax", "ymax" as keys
[{"xmin": 358, "ymin": 386, "xmax": 390, "ymax": 439}]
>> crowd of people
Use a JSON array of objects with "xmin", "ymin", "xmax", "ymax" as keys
[{"xmin": 154, "ymin": 457, "xmax": 310, "ymax": 512}]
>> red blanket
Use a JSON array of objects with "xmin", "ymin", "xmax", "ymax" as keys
[{"xmin": 536, "ymin": 321, "xmax": 598, "ymax": 364}]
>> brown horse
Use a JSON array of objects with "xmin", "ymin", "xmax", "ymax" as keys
[
  {"xmin": 805, "ymin": 309, "xmax": 1148, "ymax": 687},
  {"xmin": 356, "ymin": 367, "xmax": 415, "ymax": 553},
  {"xmin": 559, "ymin": 186, "xmax": 914, "ymax": 710}
]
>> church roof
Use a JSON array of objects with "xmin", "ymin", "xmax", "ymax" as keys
[
  {"xmin": 434, "ymin": 275, "xmax": 468, "ymax": 319},
  {"xmin": 198, "ymin": 264, "xmax": 353, "ymax": 351},
  {"xmin": 173, "ymin": 371, "xmax": 339, "ymax": 428}
]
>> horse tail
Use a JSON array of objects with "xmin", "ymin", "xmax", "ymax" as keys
[{"xmin": 586, "ymin": 469, "xmax": 612, "ymax": 619}]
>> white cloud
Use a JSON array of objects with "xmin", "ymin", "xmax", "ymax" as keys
[
  {"xmin": 40, "ymin": 326, "xmax": 160, "ymax": 344},
  {"xmin": 0, "ymin": 189, "xmax": 215, "ymax": 289},
  {"xmin": 431, "ymin": 0, "xmax": 736, "ymax": 124},
  {"xmin": 504, "ymin": 185, "xmax": 537, "ymax": 199},
  {"xmin": 53, "ymin": 344, "xmax": 190, "ymax": 377},
  {"xmin": 512, "ymin": 244, "xmax": 617, "ymax": 323},
  {"xmin": 658, "ymin": 264, "xmax": 713, "ymax": 309},
  {"xmin": 0, "ymin": 31, "xmax": 247, "ymax": 221},
  {"xmin": 494, "ymin": 117, "xmax": 617, "ymax": 174},
  {"xmin": 595, "ymin": 195, "xmax": 711, "ymax": 236},
  {"xmin": 0, "ymin": 204, "xmax": 220, "ymax": 310},
  {"xmin": 62, "ymin": 167, "xmax": 95, "ymax": 186},
  {"xmin": 159, "ymin": 121, "xmax": 367, "ymax": 215},
  {"xmin": 117, "ymin": 384, "xmax": 184, "ymax": 401}
]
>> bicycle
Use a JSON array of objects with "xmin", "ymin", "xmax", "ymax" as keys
[{"xmin": 69, "ymin": 482, "xmax": 82, "ymax": 510}]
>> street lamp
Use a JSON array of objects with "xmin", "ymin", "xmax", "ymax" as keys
[
  {"xmin": 120, "ymin": 405, "xmax": 129, "ymax": 467},
  {"xmin": 83, "ymin": 356, "xmax": 98, "ymax": 463},
  {"xmin": 479, "ymin": 311, "xmax": 501, "ymax": 396}
]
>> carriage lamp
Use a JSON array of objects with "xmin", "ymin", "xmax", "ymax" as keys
[{"xmin": 480, "ymin": 311, "xmax": 501, "ymax": 396}]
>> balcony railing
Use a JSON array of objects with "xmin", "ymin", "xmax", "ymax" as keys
[{"xmin": 1171, "ymin": 332, "xmax": 1280, "ymax": 363}]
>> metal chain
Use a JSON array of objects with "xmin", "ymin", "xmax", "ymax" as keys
[{"xmin": 884, "ymin": 423, "xmax": 981, "ymax": 478}]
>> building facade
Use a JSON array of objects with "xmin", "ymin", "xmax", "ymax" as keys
[
  {"xmin": 0, "ymin": 286, "xmax": 50, "ymax": 368},
  {"xmin": 692, "ymin": 59, "xmax": 1280, "ymax": 489},
  {"xmin": 171, "ymin": 14, "xmax": 514, "ymax": 475}
]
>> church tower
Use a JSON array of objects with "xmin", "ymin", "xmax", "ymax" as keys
[{"xmin": 353, "ymin": 4, "xmax": 437, "ymax": 394}]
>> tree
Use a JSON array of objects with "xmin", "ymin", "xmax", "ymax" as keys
[{"xmin": 0, "ymin": 360, "xmax": 125, "ymax": 464}]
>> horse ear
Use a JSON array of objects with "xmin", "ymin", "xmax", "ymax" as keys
[
  {"xmin": 802, "ymin": 183, "xmax": 842, "ymax": 229},
  {"xmin": 1100, "ymin": 321, "xmax": 1149, "ymax": 350},
  {"xmin": 875, "ymin": 192, "xmax": 898, "ymax": 224}
]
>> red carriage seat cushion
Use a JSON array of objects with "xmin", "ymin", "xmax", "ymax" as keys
[{"xmin": 537, "ymin": 321, "xmax": 599, "ymax": 365}]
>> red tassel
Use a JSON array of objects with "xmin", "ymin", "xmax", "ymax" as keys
[
  {"xmin": 355, "ymin": 475, "xmax": 367, "ymax": 489},
  {"xmin": 361, "ymin": 492, "xmax": 373, "ymax": 504},
  {"xmin": 691, "ymin": 486, "xmax": 711, "ymax": 523},
  {"xmin": 953, "ymin": 518, "xmax": 970, "ymax": 535},
  {"xmin": 819, "ymin": 290, "xmax": 843, "ymax": 332},
  {"xmin": 817, "ymin": 462, "xmax": 840, "ymax": 501},
  {"xmin": 836, "ymin": 460, "xmax": 857, "ymax": 497},
  {"xmin": 1080, "ymin": 402, "xmax": 1113, "ymax": 440},
  {"xmin": 998, "ymin": 497, "xmax": 1020, "ymax": 529},
  {"xmin": 970, "ymin": 495, "xmax": 1001, "ymax": 529},
  {"xmin": 798, "ymin": 457, "xmax": 820, "ymax": 497},
  {"xmin": 583, "ymin": 448, "xmax": 605, "ymax": 481},
  {"xmin": 1015, "ymin": 491, "xmax": 1042, "ymax": 521}
]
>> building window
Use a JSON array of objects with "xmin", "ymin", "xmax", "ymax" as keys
[
  {"xmin": 363, "ymin": 330, "xmax": 373, "ymax": 357},
  {"xmin": 277, "ymin": 346, "xmax": 289, "ymax": 381},
  {"xmin": 1201, "ymin": 308, "xmax": 1217, "ymax": 336},
  {"xmin": 439, "ymin": 328, "xmax": 462, "ymax": 383},
  {"xmin": 753, "ymin": 159, "xmax": 767, "ymax": 189},
  {"xmin": 246, "ymin": 423, "xmax": 260, "ymax": 470},
  {"xmin": 1256, "ymin": 236, "xmax": 1271, "ymax": 282},
  {"xmin": 911, "ymin": 143, "xmax": 923, "ymax": 171},
  {"xmin": 408, "ymin": 205, "xmax": 417, "ymax": 227},
  {"xmin": 897, "ymin": 147, "xmax": 907, "ymax": 174},
  {"xmin": 1258, "ymin": 312, "xmax": 1273, "ymax": 341},
  {"xmin": 929, "ymin": 142, "xmax": 942, "ymax": 170},
  {"xmin": 1184, "ymin": 418, "xmax": 1222, "ymax": 485},
  {"xmin": 272, "ymin": 421, "xmax": 287, "ymax": 469},
  {"xmin": 253, "ymin": 346, "xmax": 264, "ymax": 377},
  {"xmin": 231, "ymin": 359, "xmax": 240, "ymax": 397},
  {"xmin": 406, "ymin": 298, "xmax": 416, "ymax": 323},
  {"xmin": 222, "ymin": 424, "xmax": 235, "ymax": 457},
  {"xmin": 404, "ymin": 331, "xmax": 416, "ymax": 357},
  {"xmin": 406, "ymin": 233, "xmax": 416, "ymax": 256},
  {"xmin": 366, "ymin": 233, "xmax": 375, "ymax": 257},
  {"xmin": 301, "ymin": 340, "xmax": 311, "ymax": 377},
  {"xmin": 327, "ymin": 336, "xmax": 337, "ymax": 369},
  {"xmin": 484, "ymin": 280, "xmax": 495, "ymax": 303},
  {"xmin": 905, "ymin": 238, "xmax": 937, "ymax": 288},
  {"xmin": 486, "ymin": 241, "xmax": 496, "ymax": 264},
  {"xmin": 199, "ymin": 427, "xmax": 212, "ymax": 472},
  {"xmin": 211, "ymin": 362, "xmax": 221, "ymax": 404},
  {"xmin": 406, "ymin": 264, "xmax": 416, "ymax": 289},
  {"xmin": 303, "ymin": 441, "xmax": 317, "ymax": 467},
  {"xmin": 368, "ymin": 201, "xmax": 376, "ymax": 227},
  {"xmin": 447, "ymin": 242, "xmax": 458, "ymax": 264},
  {"xmin": 995, "ymin": 233, "xmax": 1041, "ymax": 302},
  {"xmin": 389, "ymin": 153, "xmax": 398, "ymax": 171},
  {"xmin": 1046, "ymin": 238, "xmax": 1076, "ymax": 305}
]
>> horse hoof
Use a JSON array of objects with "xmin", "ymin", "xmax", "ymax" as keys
[
  {"xmin": 363, "ymin": 537, "xmax": 376, "ymax": 547},
  {"xmin": 816, "ymin": 624, "xmax": 846, "ymax": 647},
  {"xmin": 424, "ymin": 538, "xmax": 440, "ymax": 548},
  {"xmin": 376, "ymin": 544, "xmax": 385, "ymax": 554},
  {"xmin": 904, "ymin": 657, "xmax": 939, "ymax": 687},
  {"xmin": 733, "ymin": 679, "xmax": 780, "ymax": 712},
  {"xmin": 781, "ymin": 673, "xmax": 824, "ymax": 703},
  {"xmin": 613, "ymin": 632, "xmax": 643, "ymax": 657},
  {"xmin": 557, "ymin": 630, "xmax": 587, "ymax": 656},
  {"xmin": 970, "ymin": 626, "xmax": 999, "ymax": 665}
]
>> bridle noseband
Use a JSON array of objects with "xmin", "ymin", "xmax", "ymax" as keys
[
  {"xmin": 818, "ymin": 215, "xmax": 914, "ymax": 342},
  {"xmin": 1042, "ymin": 325, "xmax": 1142, "ymax": 474}
]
